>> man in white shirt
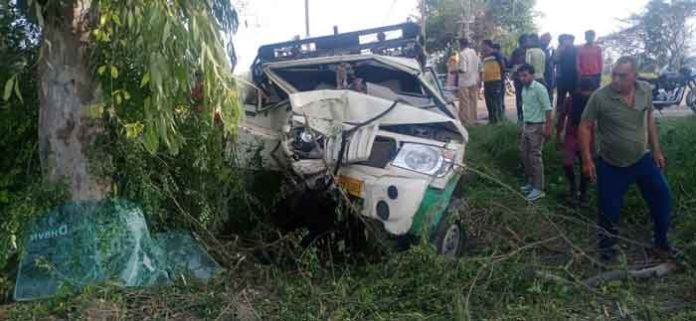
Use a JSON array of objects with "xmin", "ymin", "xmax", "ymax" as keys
[{"xmin": 457, "ymin": 38, "xmax": 480, "ymax": 125}]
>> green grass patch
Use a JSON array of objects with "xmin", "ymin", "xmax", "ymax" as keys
[{"xmin": 3, "ymin": 117, "xmax": 696, "ymax": 320}]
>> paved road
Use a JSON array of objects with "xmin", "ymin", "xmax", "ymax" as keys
[{"xmin": 466, "ymin": 90, "xmax": 694, "ymax": 124}]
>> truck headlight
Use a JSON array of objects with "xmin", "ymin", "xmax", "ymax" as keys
[{"xmin": 391, "ymin": 143, "xmax": 453, "ymax": 177}]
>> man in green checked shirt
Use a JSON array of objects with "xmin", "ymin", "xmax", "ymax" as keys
[{"xmin": 518, "ymin": 64, "xmax": 553, "ymax": 202}]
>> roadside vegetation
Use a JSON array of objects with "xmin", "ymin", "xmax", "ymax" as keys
[
  {"xmin": 3, "ymin": 118, "xmax": 696, "ymax": 321},
  {"xmin": 2, "ymin": 1, "xmax": 696, "ymax": 320}
]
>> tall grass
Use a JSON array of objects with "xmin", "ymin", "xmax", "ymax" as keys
[{"xmin": 4, "ymin": 118, "xmax": 696, "ymax": 320}]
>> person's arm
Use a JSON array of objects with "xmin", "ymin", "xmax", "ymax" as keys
[
  {"xmin": 545, "ymin": 110, "xmax": 553, "ymax": 139},
  {"xmin": 579, "ymin": 121, "xmax": 596, "ymax": 181},
  {"xmin": 647, "ymin": 110, "xmax": 666, "ymax": 168},
  {"xmin": 479, "ymin": 57, "xmax": 484, "ymax": 87},
  {"xmin": 579, "ymin": 93, "xmax": 599, "ymax": 181},
  {"xmin": 539, "ymin": 85, "xmax": 553, "ymax": 139},
  {"xmin": 459, "ymin": 52, "xmax": 468, "ymax": 74}
]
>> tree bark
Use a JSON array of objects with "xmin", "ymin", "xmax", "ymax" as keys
[{"xmin": 38, "ymin": 0, "xmax": 110, "ymax": 201}]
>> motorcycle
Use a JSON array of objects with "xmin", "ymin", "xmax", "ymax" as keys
[{"xmin": 639, "ymin": 66, "xmax": 696, "ymax": 112}]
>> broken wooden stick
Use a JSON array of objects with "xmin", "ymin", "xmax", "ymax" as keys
[{"xmin": 583, "ymin": 261, "xmax": 679, "ymax": 288}]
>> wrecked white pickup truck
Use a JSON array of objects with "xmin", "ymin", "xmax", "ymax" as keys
[{"xmin": 237, "ymin": 23, "xmax": 468, "ymax": 256}]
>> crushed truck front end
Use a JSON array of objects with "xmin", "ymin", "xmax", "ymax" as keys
[{"xmin": 237, "ymin": 50, "xmax": 468, "ymax": 254}]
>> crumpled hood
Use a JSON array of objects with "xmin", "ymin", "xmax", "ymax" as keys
[{"xmin": 289, "ymin": 90, "xmax": 469, "ymax": 143}]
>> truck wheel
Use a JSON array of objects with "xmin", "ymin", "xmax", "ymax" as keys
[{"xmin": 432, "ymin": 200, "xmax": 466, "ymax": 257}]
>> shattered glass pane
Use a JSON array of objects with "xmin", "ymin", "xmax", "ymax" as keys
[{"xmin": 14, "ymin": 200, "xmax": 219, "ymax": 301}]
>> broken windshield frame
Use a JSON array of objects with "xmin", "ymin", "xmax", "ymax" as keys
[{"xmin": 260, "ymin": 56, "xmax": 454, "ymax": 117}]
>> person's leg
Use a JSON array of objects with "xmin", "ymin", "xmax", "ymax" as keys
[
  {"xmin": 635, "ymin": 153, "xmax": 673, "ymax": 250},
  {"xmin": 520, "ymin": 126, "xmax": 532, "ymax": 183},
  {"xmin": 459, "ymin": 86, "xmax": 474, "ymax": 125},
  {"xmin": 528, "ymin": 124, "xmax": 546, "ymax": 191},
  {"xmin": 562, "ymin": 129, "xmax": 578, "ymax": 196},
  {"xmin": 596, "ymin": 158, "xmax": 633, "ymax": 260},
  {"xmin": 467, "ymin": 85, "xmax": 478, "ymax": 122},
  {"xmin": 547, "ymin": 83, "xmax": 554, "ymax": 106},
  {"xmin": 457, "ymin": 87, "xmax": 468, "ymax": 124},
  {"xmin": 514, "ymin": 78, "xmax": 523, "ymax": 122},
  {"xmin": 500, "ymin": 80, "xmax": 506, "ymax": 115},
  {"xmin": 493, "ymin": 81, "xmax": 505, "ymax": 122},
  {"xmin": 484, "ymin": 83, "xmax": 495, "ymax": 124},
  {"xmin": 556, "ymin": 82, "xmax": 569, "ymax": 111}
]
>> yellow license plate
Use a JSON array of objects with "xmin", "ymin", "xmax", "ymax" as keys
[{"xmin": 338, "ymin": 176, "xmax": 363, "ymax": 197}]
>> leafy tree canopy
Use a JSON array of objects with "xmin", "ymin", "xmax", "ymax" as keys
[
  {"xmin": 8, "ymin": 0, "xmax": 242, "ymax": 155},
  {"xmin": 602, "ymin": 0, "xmax": 696, "ymax": 71},
  {"xmin": 422, "ymin": 0, "xmax": 537, "ymax": 55}
]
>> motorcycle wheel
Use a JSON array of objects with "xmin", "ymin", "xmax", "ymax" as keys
[{"xmin": 688, "ymin": 90, "xmax": 696, "ymax": 113}]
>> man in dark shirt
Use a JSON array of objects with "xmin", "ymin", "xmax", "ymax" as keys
[
  {"xmin": 556, "ymin": 78, "xmax": 595, "ymax": 205},
  {"xmin": 509, "ymin": 34, "xmax": 529, "ymax": 122},
  {"xmin": 492, "ymin": 43, "xmax": 507, "ymax": 112},
  {"xmin": 555, "ymin": 34, "xmax": 578, "ymax": 111}
]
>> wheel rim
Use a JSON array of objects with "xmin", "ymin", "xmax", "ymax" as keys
[{"xmin": 440, "ymin": 224, "xmax": 461, "ymax": 257}]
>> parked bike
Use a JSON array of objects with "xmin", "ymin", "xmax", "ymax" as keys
[{"xmin": 639, "ymin": 66, "xmax": 696, "ymax": 113}]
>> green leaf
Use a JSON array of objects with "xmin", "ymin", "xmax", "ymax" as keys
[
  {"xmin": 3, "ymin": 76, "xmax": 15, "ymax": 101},
  {"xmin": 124, "ymin": 122, "xmax": 144, "ymax": 139},
  {"xmin": 123, "ymin": 91, "xmax": 131, "ymax": 100},
  {"xmin": 144, "ymin": 124, "xmax": 159, "ymax": 154},
  {"xmin": 127, "ymin": 11, "xmax": 134, "ymax": 28},
  {"xmin": 162, "ymin": 21, "xmax": 171, "ymax": 46},
  {"xmin": 110, "ymin": 65, "xmax": 119, "ymax": 79},
  {"xmin": 115, "ymin": 93, "xmax": 122, "ymax": 105},
  {"xmin": 140, "ymin": 72, "xmax": 150, "ymax": 88},
  {"xmin": 98, "ymin": 65, "xmax": 107, "ymax": 75},
  {"xmin": 112, "ymin": 14, "xmax": 122, "ymax": 26},
  {"xmin": 14, "ymin": 78, "xmax": 23, "ymax": 103}
]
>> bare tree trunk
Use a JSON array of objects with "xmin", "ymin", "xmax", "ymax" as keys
[{"xmin": 38, "ymin": 0, "xmax": 110, "ymax": 201}]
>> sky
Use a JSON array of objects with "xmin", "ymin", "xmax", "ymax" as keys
[
  {"xmin": 232, "ymin": 0, "xmax": 650, "ymax": 74},
  {"xmin": 535, "ymin": 0, "xmax": 648, "ymax": 44}
]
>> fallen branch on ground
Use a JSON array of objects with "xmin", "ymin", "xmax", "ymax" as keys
[{"xmin": 583, "ymin": 261, "xmax": 679, "ymax": 288}]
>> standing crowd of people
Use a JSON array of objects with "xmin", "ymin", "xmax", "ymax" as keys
[{"xmin": 447, "ymin": 30, "xmax": 675, "ymax": 264}]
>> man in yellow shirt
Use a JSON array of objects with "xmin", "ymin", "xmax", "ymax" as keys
[{"xmin": 481, "ymin": 40, "xmax": 505, "ymax": 124}]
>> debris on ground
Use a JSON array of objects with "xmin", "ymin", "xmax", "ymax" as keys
[{"xmin": 14, "ymin": 199, "xmax": 221, "ymax": 301}]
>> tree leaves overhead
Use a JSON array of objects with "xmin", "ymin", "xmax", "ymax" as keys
[
  {"xmin": 602, "ymin": 0, "xmax": 696, "ymax": 70},
  {"xmin": 422, "ymin": 0, "xmax": 537, "ymax": 54},
  {"xmin": 86, "ymin": 0, "xmax": 242, "ymax": 155},
  {"xmin": 20, "ymin": 0, "xmax": 241, "ymax": 155}
]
